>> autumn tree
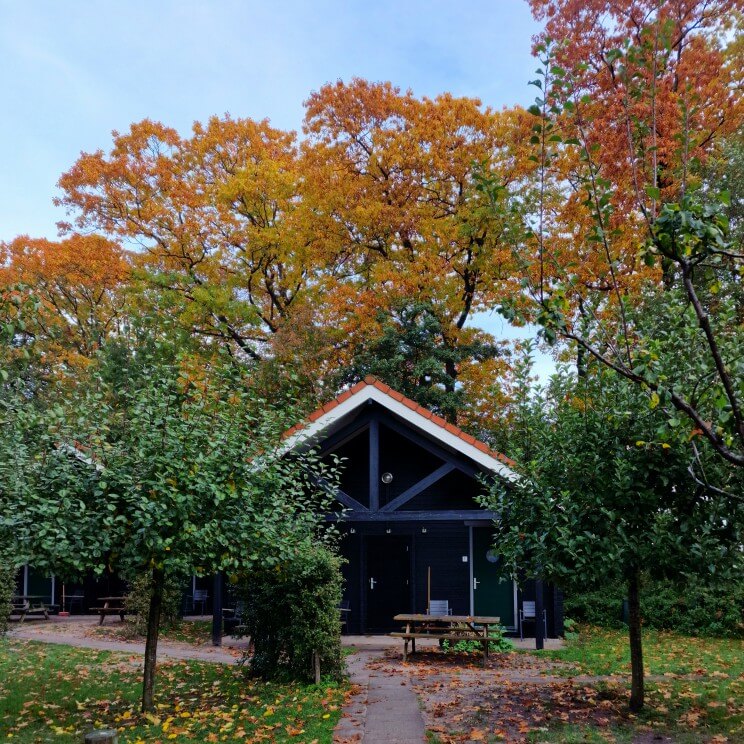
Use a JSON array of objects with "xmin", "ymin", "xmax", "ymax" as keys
[
  {"xmin": 55, "ymin": 117, "xmax": 310, "ymax": 361},
  {"xmin": 0, "ymin": 234, "xmax": 130, "ymax": 366},
  {"xmin": 301, "ymin": 80, "xmax": 534, "ymax": 423},
  {"xmin": 480, "ymin": 0, "xmax": 744, "ymax": 466},
  {"xmin": 53, "ymin": 83, "xmax": 537, "ymax": 424}
]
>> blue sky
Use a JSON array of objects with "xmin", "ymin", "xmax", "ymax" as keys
[{"xmin": 0, "ymin": 0, "xmax": 555, "ymax": 378}]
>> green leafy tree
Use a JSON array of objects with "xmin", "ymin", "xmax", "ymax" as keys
[
  {"xmin": 5, "ymin": 337, "xmax": 339, "ymax": 712},
  {"xmin": 485, "ymin": 368, "xmax": 742, "ymax": 711},
  {"xmin": 0, "ymin": 285, "xmax": 44, "ymax": 626},
  {"xmin": 333, "ymin": 301, "xmax": 500, "ymax": 423}
]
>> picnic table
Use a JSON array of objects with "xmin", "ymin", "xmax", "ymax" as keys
[
  {"xmin": 90, "ymin": 596, "xmax": 127, "ymax": 625},
  {"xmin": 9, "ymin": 596, "xmax": 50, "ymax": 623},
  {"xmin": 391, "ymin": 613, "xmax": 502, "ymax": 664}
]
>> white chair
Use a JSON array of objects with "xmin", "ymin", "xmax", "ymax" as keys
[
  {"xmin": 519, "ymin": 600, "xmax": 547, "ymax": 640},
  {"xmin": 192, "ymin": 589, "xmax": 208, "ymax": 615},
  {"xmin": 428, "ymin": 599, "xmax": 452, "ymax": 615}
]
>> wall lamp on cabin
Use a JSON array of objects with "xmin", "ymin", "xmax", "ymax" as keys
[
  {"xmin": 349, "ymin": 528, "xmax": 356, "ymax": 534},
  {"xmin": 381, "ymin": 472, "xmax": 393, "ymax": 484},
  {"xmin": 421, "ymin": 527, "xmax": 427, "ymax": 534}
]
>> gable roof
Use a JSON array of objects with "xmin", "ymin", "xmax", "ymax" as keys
[{"xmin": 282, "ymin": 376, "xmax": 518, "ymax": 482}]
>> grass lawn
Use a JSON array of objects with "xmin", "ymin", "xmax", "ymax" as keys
[
  {"xmin": 529, "ymin": 626, "xmax": 744, "ymax": 743},
  {"xmin": 0, "ymin": 639, "xmax": 347, "ymax": 743}
]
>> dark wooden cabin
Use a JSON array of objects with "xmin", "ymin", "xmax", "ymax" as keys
[{"xmin": 283, "ymin": 377, "xmax": 563, "ymax": 637}]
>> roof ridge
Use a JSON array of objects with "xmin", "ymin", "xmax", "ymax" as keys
[{"xmin": 283, "ymin": 377, "xmax": 517, "ymax": 469}]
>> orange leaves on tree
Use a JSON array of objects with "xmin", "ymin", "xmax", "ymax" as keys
[{"xmin": 0, "ymin": 233, "xmax": 130, "ymax": 364}]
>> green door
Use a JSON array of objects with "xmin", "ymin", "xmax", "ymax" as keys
[{"xmin": 472, "ymin": 528, "xmax": 515, "ymax": 628}]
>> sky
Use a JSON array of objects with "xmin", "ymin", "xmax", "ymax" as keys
[{"xmin": 0, "ymin": 0, "xmax": 555, "ymax": 378}]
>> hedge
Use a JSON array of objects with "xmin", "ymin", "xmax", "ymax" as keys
[{"xmin": 564, "ymin": 577, "xmax": 744, "ymax": 638}]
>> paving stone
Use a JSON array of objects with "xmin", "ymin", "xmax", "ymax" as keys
[{"xmin": 334, "ymin": 647, "xmax": 426, "ymax": 743}]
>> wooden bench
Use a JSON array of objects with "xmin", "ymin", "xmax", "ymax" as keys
[
  {"xmin": 89, "ymin": 607, "xmax": 127, "ymax": 623},
  {"xmin": 9, "ymin": 600, "xmax": 49, "ymax": 623},
  {"xmin": 91, "ymin": 597, "xmax": 127, "ymax": 625},
  {"xmin": 392, "ymin": 613, "xmax": 502, "ymax": 664}
]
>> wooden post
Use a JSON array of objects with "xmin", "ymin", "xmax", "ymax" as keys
[
  {"xmin": 427, "ymin": 566, "xmax": 431, "ymax": 614},
  {"xmin": 212, "ymin": 572, "xmax": 223, "ymax": 647},
  {"xmin": 369, "ymin": 418, "xmax": 380, "ymax": 511},
  {"xmin": 313, "ymin": 651, "xmax": 321, "ymax": 684},
  {"xmin": 84, "ymin": 730, "xmax": 118, "ymax": 743},
  {"xmin": 535, "ymin": 579, "xmax": 544, "ymax": 651}
]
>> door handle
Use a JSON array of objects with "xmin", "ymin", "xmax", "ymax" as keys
[
  {"xmin": 370, "ymin": 577, "xmax": 377, "ymax": 590},
  {"xmin": 473, "ymin": 578, "xmax": 480, "ymax": 590}
]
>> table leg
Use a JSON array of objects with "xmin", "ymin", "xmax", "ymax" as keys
[{"xmin": 403, "ymin": 639, "xmax": 408, "ymax": 662}]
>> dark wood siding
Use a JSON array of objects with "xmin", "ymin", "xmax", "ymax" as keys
[
  {"xmin": 401, "ymin": 469, "xmax": 484, "ymax": 511},
  {"xmin": 413, "ymin": 522, "xmax": 471, "ymax": 616},
  {"xmin": 338, "ymin": 521, "xmax": 471, "ymax": 632},
  {"xmin": 339, "ymin": 528, "xmax": 362, "ymax": 634},
  {"xmin": 327, "ymin": 431, "xmax": 370, "ymax": 508},
  {"xmin": 378, "ymin": 424, "xmax": 445, "ymax": 506}
]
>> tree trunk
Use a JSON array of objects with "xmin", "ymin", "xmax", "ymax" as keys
[
  {"xmin": 141, "ymin": 566, "xmax": 165, "ymax": 713},
  {"xmin": 627, "ymin": 569, "xmax": 644, "ymax": 712},
  {"xmin": 444, "ymin": 358, "xmax": 458, "ymax": 424}
]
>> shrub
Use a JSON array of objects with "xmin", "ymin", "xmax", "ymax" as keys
[
  {"xmin": 0, "ymin": 563, "xmax": 15, "ymax": 635},
  {"xmin": 562, "ymin": 617, "xmax": 579, "ymax": 640},
  {"xmin": 238, "ymin": 543, "xmax": 344, "ymax": 683},
  {"xmin": 564, "ymin": 586, "xmax": 626, "ymax": 630},
  {"xmin": 441, "ymin": 627, "xmax": 513, "ymax": 654},
  {"xmin": 124, "ymin": 569, "xmax": 186, "ymax": 636},
  {"xmin": 565, "ymin": 577, "xmax": 744, "ymax": 638}
]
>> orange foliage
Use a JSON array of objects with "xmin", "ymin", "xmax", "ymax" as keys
[
  {"xmin": 0, "ymin": 234, "xmax": 130, "ymax": 363},
  {"xmin": 512, "ymin": 0, "xmax": 744, "ymax": 341},
  {"xmin": 56, "ymin": 117, "xmax": 307, "ymax": 359},
  {"xmin": 53, "ymin": 82, "xmax": 538, "ymax": 425},
  {"xmin": 531, "ymin": 0, "xmax": 742, "ymax": 209}
]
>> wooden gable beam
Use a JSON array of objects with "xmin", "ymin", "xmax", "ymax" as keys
[
  {"xmin": 381, "ymin": 416, "xmax": 481, "ymax": 479},
  {"xmin": 380, "ymin": 463, "xmax": 455, "ymax": 512},
  {"xmin": 328, "ymin": 510, "xmax": 498, "ymax": 522},
  {"xmin": 316, "ymin": 477, "xmax": 369, "ymax": 513},
  {"xmin": 369, "ymin": 418, "xmax": 380, "ymax": 511},
  {"xmin": 311, "ymin": 410, "xmax": 375, "ymax": 457}
]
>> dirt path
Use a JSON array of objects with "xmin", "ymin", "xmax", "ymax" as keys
[{"xmin": 8, "ymin": 617, "xmax": 244, "ymax": 665}]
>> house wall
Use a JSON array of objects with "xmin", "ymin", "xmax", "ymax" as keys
[
  {"xmin": 339, "ymin": 521, "xmax": 475, "ymax": 633},
  {"xmin": 339, "ymin": 524, "xmax": 565, "ymax": 637}
]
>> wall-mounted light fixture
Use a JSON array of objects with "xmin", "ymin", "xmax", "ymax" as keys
[
  {"xmin": 421, "ymin": 527, "xmax": 427, "ymax": 534},
  {"xmin": 349, "ymin": 528, "xmax": 356, "ymax": 534},
  {"xmin": 385, "ymin": 528, "xmax": 392, "ymax": 534},
  {"xmin": 381, "ymin": 472, "xmax": 393, "ymax": 484}
]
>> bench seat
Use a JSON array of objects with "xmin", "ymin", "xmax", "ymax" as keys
[
  {"xmin": 390, "ymin": 632, "xmax": 500, "ymax": 641},
  {"xmin": 390, "ymin": 630, "xmax": 501, "ymax": 663}
]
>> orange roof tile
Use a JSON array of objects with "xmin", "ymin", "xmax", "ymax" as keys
[{"xmin": 282, "ymin": 376, "xmax": 516, "ymax": 470}]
